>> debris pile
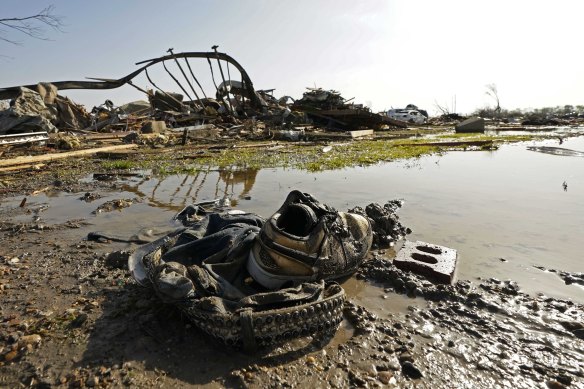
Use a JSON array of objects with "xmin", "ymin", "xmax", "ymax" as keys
[
  {"xmin": 293, "ymin": 88, "xmax": 408, "ymax": 130},
  {"xmin": 293, "ymin": 88, "xmax": 348, "ymax": 111},
  {"xmin": 0, "ymin": 50, "xmax": 412, "ymax": 144},
  {"xmin": 0, "ymin": 85, "xmax": 90, "ymax": 135}
]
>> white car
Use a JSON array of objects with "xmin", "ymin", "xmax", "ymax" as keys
[{"xmin": 387, "ymin": 109, "xmax": 427, "ymax": 124}]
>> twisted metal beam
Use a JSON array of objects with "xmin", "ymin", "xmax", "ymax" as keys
[{"xmin": 0, "ymin": 51, "xmax": 265, "ymax": 109}]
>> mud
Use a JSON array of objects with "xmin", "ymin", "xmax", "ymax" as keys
[
  {"xmin": 1, "ymin": 217, "xmax": 582, "ymax": 388},
  {"xmin": 1, "ymin": 132, "xmax": 584, "ymax": 388}
]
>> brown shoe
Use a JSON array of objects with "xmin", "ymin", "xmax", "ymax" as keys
[{"xmin": 247, "ymin": 190, "xmax": 372, "ymax": 289}]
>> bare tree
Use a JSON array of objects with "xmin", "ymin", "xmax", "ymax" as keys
[
  {"xmin": 0, "ymin": 5, "xmax": 64, "ymax": 45},
  {"xmin": 485, "ymin": 83, "xmax": 501, "ymax": 114},
  {"xmin": 434, "ymin": 99, "xmax": 451, "ymax": 116}
]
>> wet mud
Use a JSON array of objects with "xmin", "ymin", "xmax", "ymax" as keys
[{"xmin": 1, "ymin": 218, "xmax": 582, "ymax": 388}]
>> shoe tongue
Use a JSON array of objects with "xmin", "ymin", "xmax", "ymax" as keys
[{"xmin": 277, "ymin": 204, "xmax": 317, "ymax": 236}]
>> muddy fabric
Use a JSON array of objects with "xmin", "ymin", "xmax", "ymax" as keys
[{"xmin": 149, "ymin": 212, "xmax": 325, "ymax": 314}]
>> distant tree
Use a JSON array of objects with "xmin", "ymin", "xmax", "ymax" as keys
[
  {"xmin": 0, "ymin": 5, "xmax": 64, "ymax": 45},
  {"xmin": 434, "ymin": 99, "xmax": 452, "ymax": 116},
  {"xmin": 485, "ymin": 83, "xmax": 501, "ymax": 114},
  {"xmin": 563, "ymin": 105, "xmax": 574, "ymax": 114}
]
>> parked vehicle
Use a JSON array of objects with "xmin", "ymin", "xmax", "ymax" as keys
[{"xmin": 386, "ymin": 109, "xmax": 427, "ymax": 124}]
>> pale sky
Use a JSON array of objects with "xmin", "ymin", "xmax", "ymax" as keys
[{"xmin": 1, "ymin": 0, "xmax": 583, "ymax": 115}]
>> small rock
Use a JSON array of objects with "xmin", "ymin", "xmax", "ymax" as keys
[
  {"xmin": 355, "ymin": 361, "xmax": 377, "ymax": 376},
  {"xmin": 18, "ymin": 334, "xmax": 41, "ymax": 347},
  {"xmin": 3, "ymin": 350, "xmax": 19, "ymax": 362},
  {"xmin": 378, "ymin": 371, "xmax": 394, "ymax": 384},
  {"xmin": 556, "ymin": 374, "xmax": 572, "ymax": 386},
  {"xmin": 86, "ymin": 376, "xmax": 99, "ymax": 387},
  {"xmin": 105, "ymin": 251, "xmax": 130, "ymax": 269},
  {"xmin": 401, "ymin": 361, "xmax": 423, "ymax": 379},
  {"xmin": 399, "ymin": 352, "xmax": 414, "ymax": 363},
  {"xmin": 70, "ymin": 313, "xmax": 88, "ymax": 328},
  {"xmin": 547, "ymin": 380, "xmax": 567, "ymax": 389}
]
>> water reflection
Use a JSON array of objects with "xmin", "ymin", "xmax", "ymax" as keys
[
  {"xmin": 219, "ymin": 169, "xmax": 258, "ymax": 200},
  {"xmin": 120, "ymin": 167, "xmax": 259, "ymax": 210}
]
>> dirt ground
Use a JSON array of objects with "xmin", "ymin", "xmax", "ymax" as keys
[{"xmin": 1, "ymin": 137, "xmax": 583, "ymax": 388}]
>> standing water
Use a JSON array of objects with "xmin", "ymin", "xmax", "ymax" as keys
[
  {"xmin": 6, "ymin": 136, "xmax": 583, "ymax": 303},
  {"xmin": 127, "ymin": 136, "xmax": 584, "ymax": 303}
]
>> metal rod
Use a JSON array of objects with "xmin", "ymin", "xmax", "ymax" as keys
[
  {"xmin": 206, "ymin": 57, "xmax": 231, "ymax": 112},
  {"xmin": 212, "ymin": 47, "xmax": 233, "ymax": 114},
  {"xmin": 206, "ymin": 57, "xmax": 219, "ymax": 90},
  {"xmin": 184, "ymin": 57, "xmax": 208, "ymax": 100},
  {"xmin": 225, "ymin": 61, "xmax": 243, "ymax": 113},
  {"xmin": 144, "ymin": 68, "xmax": 185, "ymax": 111},
  {"xmin": 167, "ymin": 48, "xmax": 205, "ymax": 109},
  {"xmin": 127, "ymin": 80, "xmax": 149, "ymax": 95},
  {"xmin": 162, "ymin": 60, "xmax": 193, "ymax": 102}
]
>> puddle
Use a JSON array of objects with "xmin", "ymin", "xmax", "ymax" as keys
[
  {"xmin": 1, "ymin": 190, "xmax": 179, "ymax": 242},
  {"xmin": 3, "ymin": 135, "xmax": 583, "ymax": 304},
  {"xmin": 341, "ymin": 277, "xmax": 426, "ymax": 315}
]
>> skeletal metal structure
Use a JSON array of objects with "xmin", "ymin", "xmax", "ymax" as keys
[{"xmin": 0, "ymin": 51, "xmax": 266, "ymax": 111}]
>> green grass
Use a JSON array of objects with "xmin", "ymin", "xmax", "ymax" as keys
[
  {"xmin": 100, "ymin": 160, "xmax": 137, "ymax": 170},
  {"xmin": 94, "ymin": 130, "xmax": 564, "ymax": 175}
]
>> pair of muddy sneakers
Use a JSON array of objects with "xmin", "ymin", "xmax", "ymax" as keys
[{"xmin": 247, "ymin": 190, "xmax": 373, "ymax": 289}]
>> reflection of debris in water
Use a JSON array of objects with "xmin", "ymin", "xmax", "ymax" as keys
[
  {"xmin": 219, "ymin": 168, "xmax": 258, "ymax": 200},
  {"xmin": 526, "ymin": 146, "xmax": 584, "ymax": 157}
]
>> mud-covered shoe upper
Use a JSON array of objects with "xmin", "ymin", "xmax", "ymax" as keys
[{"xmin": 250, "ymin": 190, "xmax": 372, "ymax": 288}]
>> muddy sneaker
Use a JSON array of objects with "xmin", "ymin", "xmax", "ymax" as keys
[{"xmin": 248, "ymin": 190, "xmax": 373, "ymax": 289}]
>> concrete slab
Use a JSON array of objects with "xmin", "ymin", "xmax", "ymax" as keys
[
  {"xmin": 455, "ymin": 117, "xmax": 485, "ymax": 133},
  {"xmin": 394, "ymin": 240, "xmax": 458, "ymax": 284}
]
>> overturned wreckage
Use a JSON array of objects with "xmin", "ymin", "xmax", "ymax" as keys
[{"xmin": 293, "ymin": 88, "xmax": 407, "ymax": 130}]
